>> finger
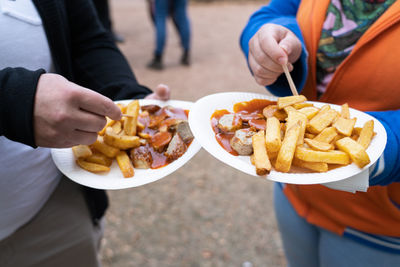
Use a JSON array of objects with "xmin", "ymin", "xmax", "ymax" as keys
[
  {"xmin": 278, "ymin": 33, "xmax": 302, "ymax": 63},
  {"xmin": 258, "ymin": 28, "xmax": 288, "ymax": 65},
  {"xmin": 70, "ymin": 130, "xmax": 99, "ymax": 146},
  {"xmin": 71, "ymin": 110, "xmax": 107, "ymax": 133},
  {"xmin": 249, "ymin": 52, "xmax": 282, "ymax": 80},
  {"xmin": 254, "ymin": 75, "xmax": 277, "ymax": 87},
  {"xmin": 70, "ymin": 83, "xmax": 122, "ymax": 121},
  {"xmin": 251, "ymin": 35, "xmax": 285, "ymax": 73}
]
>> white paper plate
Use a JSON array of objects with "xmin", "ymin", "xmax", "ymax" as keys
[
  {"xmin": 189, "ymin": 92, "xmax": 387, "ymax": 184},
  {"xmin": 51, "ymin": 99, "xmax": 201, "ymax": 190}
]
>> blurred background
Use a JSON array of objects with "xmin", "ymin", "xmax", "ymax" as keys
[{"xmin": 101, "ymin": 0, "xmax": 286, "ymax": 266}]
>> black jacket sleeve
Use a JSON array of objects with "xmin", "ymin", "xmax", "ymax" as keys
[
  {"xmin": 0, "ymin": 68, "xmax": 45, "ymax": 147},
  {"xmin": 65, "ymin": 0, "xmax": 152, "ymax": 100}
]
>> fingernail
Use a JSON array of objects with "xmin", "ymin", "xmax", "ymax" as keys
[{"xmin": 278, "ymin": 57, "xmax": 287, "ymax": 65}]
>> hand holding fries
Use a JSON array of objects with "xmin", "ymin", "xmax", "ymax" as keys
[
  {"xmin": 72, "ymin": 99, "xmax": 193, "ymax": 178},
  {"xmin": 34, "ymin": 73, "xmax": 122, "ymax": 148}
]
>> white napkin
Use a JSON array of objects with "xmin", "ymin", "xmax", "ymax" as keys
[
  {"xmin": 322, "ymin": 168, "xmax": 369, "ymax": 193},
  {"xmin": 0, "ymin": 0, "xmax": 42, "ymax": 25}
]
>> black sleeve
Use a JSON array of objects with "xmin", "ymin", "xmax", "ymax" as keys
[
  {"xmin": 0, "ymin": 68, "xmax": 45, "ymax": 147},
  {"xmin": 65, "ymin": 0, "xmax": 152, "ymax": 101}
]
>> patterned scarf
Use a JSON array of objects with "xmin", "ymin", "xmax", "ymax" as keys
[{"xmin": 316, "ymin": 0, "xmax": 395, "ymax": 85}]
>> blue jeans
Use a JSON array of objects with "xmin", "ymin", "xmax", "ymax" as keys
[
  {"xmin": 154, "ymin": 0, "xmax": 190, "ymax": 55},
  {"xmin": 273, "ymin": 183, "xmax": 400, "ymax": 267}
]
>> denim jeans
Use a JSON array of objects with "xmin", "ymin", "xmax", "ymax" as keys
[{"xmin": 154, "ymin": 0, "xmax": 190, "ymax": 55}]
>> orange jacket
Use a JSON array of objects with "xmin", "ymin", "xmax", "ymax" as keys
[{"xmin": 283, "ymin": 0, "xmax": 400, "ymax": 236}]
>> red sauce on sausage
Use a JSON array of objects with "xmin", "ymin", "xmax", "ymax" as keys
[
  {"xmin": 137, "ymin": 106, "xmax": 192, "ymax": 169},
  {"xmin": 211, "ymin": 99, "xmax": 276, "ymax": 155}
]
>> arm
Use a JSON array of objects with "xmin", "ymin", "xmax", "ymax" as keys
[
  {"xmin": 65, "ymin": 0, "xmax": 152, "ymax": 100},
  {"xmin": 0, "ymin": 68, "xmax": 44, "ymax": 146},
  {"xmin": 240, "ymin": 0, "xmax": 308, "ymax": 96},
  {"xmin": 367, "ymin": 110, "xmax": 400, "ymax": 186}
]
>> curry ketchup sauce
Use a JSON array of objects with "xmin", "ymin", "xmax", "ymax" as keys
[
  {"xmin": 137, "ymin": 106, "xmax": 192, "ymax": 169},
  {"xmin": 210, "ymin": 99, "xmax": 276, "ymax": 155}
]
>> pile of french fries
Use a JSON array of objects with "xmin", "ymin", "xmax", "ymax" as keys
[
  {"xmin": 248, "ymin": 95, "xmax": 375, "ymax": 175},
  {"xmin": 72, "ymin": 100, "xmax": 143, "ymax": 178}
]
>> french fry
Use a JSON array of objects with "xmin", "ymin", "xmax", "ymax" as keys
[
  {"xmin": 331, "ymin": 134, "xmax": 345, "ymax": 147},
  {"xmin": 304, "ymin": 138, "xmax": 334, "ymax": 151},
  {"xmin": 111, "ymin": 121, "xmax": 123, "ymax": 135},
  {"xmin": 336, "ymin": 137, "xmax": 370, "ymax": 168},
  {"xmin": 124, "ymin": 100, "xmax": 140, "ymax": 136},
  {"xmin": 76, "ymin": 158, "xmax": 110, "ymax": 173},
  {"xmin": 116, "ymin": 151, "xmax": 134, "ymax": 178},
  {"xmin": 273, "ymin": 109, "xmax": 288, "ymax": 121},
  {"xmin": 341, "ymin": 103, "xmax": 350, "ymax": 119},
  {"xmin": 91, "ymin": 136, "xmax": 120, "ymax": 158},
  {"xmin": 307, "ymin": 108, "xmax": 338, "ymax": 134},
  {"xmin": 283, "ymin": 106, "xmax": 297, "ymax": 114},
  {"xmin": 295, "ymin": 146, "xmax": 350, "ymax": 165},
  {"xmin": 298, "ymin": 106, "xmax": 319, "ymax": 120},
  {"xmin": 277, "ymin": 95, "xmax": 307, "ymax": 109},
  {"xmin": 72, "ymin": 145, "xmax": 92, "ymax": 158},
  {"xmin": 292, "ymin": 158, "xmax": 328, "ymax": 172},
  {"xmin": 305, "ymin": 133, "xmax": 316, "ymax": 139},
  {"xmin": 104, "ymin": 127, "xmax": 140, "ymax": 150},
  {"xmin": 333, "ymin": 117, "xmax": 356, "ymax": 136},
  {"xmin": 286, "ymin": 111, "xmax": 308, "ymax": 145},
  {"xmin": 252, "ymin": 131, "xmax": 272, "ymax": 175},
  {"xmin": 250, "ymin": 154, "xmax": 255, "ymax": 166},
  {"xmin": 98, "ymin": 117, "xmax": 115, "ymax": 136},
  {"xmin": 357, "ymin": 120, "xmax": 374, "ymax": 149},
  {"xmin": 263, "ymin": 105, "xmax": 278, "ymax": 118},
  {"xmin": 117, "ymin": 103, "xmax": 127, "ymax": 114},
  {"xmin": 275, "ymin": 122, "xmax": 301, "ymax": 172},
  {"xmin": 265, "ymin": 117, "xmax": 282, "ymax": 153},
  {"xmin": 352, "ymin": 127, "xmax": 363, "ymax": 136},
  {"xmin": 85, "ymin": 152, "xmax": 113, "ymax": 167},
  {"xmin": 292, "ymin": 102, "xmax": 313, "ymax": 109}
]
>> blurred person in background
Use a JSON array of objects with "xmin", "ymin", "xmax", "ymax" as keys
[
  {"xmin": 240, "ymin": 0, "xmax": 400, "ymax": 266},
  {"xmin": 0, "ymin": 0, "xmax": 169, "ymax": 266},
  {"xmin": 147, "ymin": 0, "xmax": 191, "ymax": 70},
  {"xmin": 92, "ymin": 0, "xmax": 125, "ymax": 43}
]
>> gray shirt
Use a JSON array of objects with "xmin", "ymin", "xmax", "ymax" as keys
[{"xmin": 0, "ymin": 0, "xmax": 61, "ymax": 241}]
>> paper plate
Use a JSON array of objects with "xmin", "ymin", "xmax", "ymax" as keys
[
  {"xmin": 188, "ymin": 92, "xmax": 387, "ymax": 184},
  {"xmin": 51, "ymin": 99, "xmax": 201, "ymax": 190}
]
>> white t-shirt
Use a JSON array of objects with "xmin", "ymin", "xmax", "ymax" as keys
[{"xmin": 0, "ymin": 0, "xmax": 62, "ymax": 241}]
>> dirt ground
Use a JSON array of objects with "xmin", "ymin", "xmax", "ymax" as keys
[{"xmin": 101, "ymin": 0, "xmax": 286, "ymax": 266}]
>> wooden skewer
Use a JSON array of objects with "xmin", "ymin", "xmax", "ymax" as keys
[{"xmin": 282, "ymin": 64, "xmax": 298, "ymax": 96}]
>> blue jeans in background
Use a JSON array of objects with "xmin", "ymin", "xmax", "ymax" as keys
[
  {"xmin": 273, "ymin": 182, "xmax": 400, "ymax": 267},
  {"xmin": 154, "ymin": 0, "xmax": 190, "ymax": 56}
]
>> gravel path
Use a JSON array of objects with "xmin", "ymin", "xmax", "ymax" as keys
[{"xmin": 101, "ymin": 1, "xmax": 286, "ymax": 266}]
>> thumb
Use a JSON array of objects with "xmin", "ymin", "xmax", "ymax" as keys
[{"xmin": 155, "ymin": 84, "xmax": 171, "ymax": 100}]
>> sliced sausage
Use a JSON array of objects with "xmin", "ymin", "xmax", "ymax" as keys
[
  {"xmin": 217, "ymin": 114, "xmax": 242, "ymax": 132},
  {"xmin": 131, "ymin": 146, "xmax": 153, "ymax": 169},
  {"xmin": 230, "ymin": 129, "xmax": 256, "ymax": 155},
  {"xmin": 165, "ymin": 133, "xmax": 187, "ymax": 161}
]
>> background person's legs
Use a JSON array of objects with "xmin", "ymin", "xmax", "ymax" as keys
[
  {"xmin": 0, "ymin": 177, "xmax": 103, "ymax": 267},
  {"xmin": 171, "ymin": 0, "xmax": 191, "ymax": 65},
  {"xmin": 274, "ymin": 183, "xmax": 319, "ymax": 267},
  {"xmin": 148, "ymin": 0, "xmax": 169, "ymax": 70}
]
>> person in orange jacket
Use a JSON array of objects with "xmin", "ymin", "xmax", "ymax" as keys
[{"xmin": 241, "ymin": 0, "xmax": 400, "ymax": 266}]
